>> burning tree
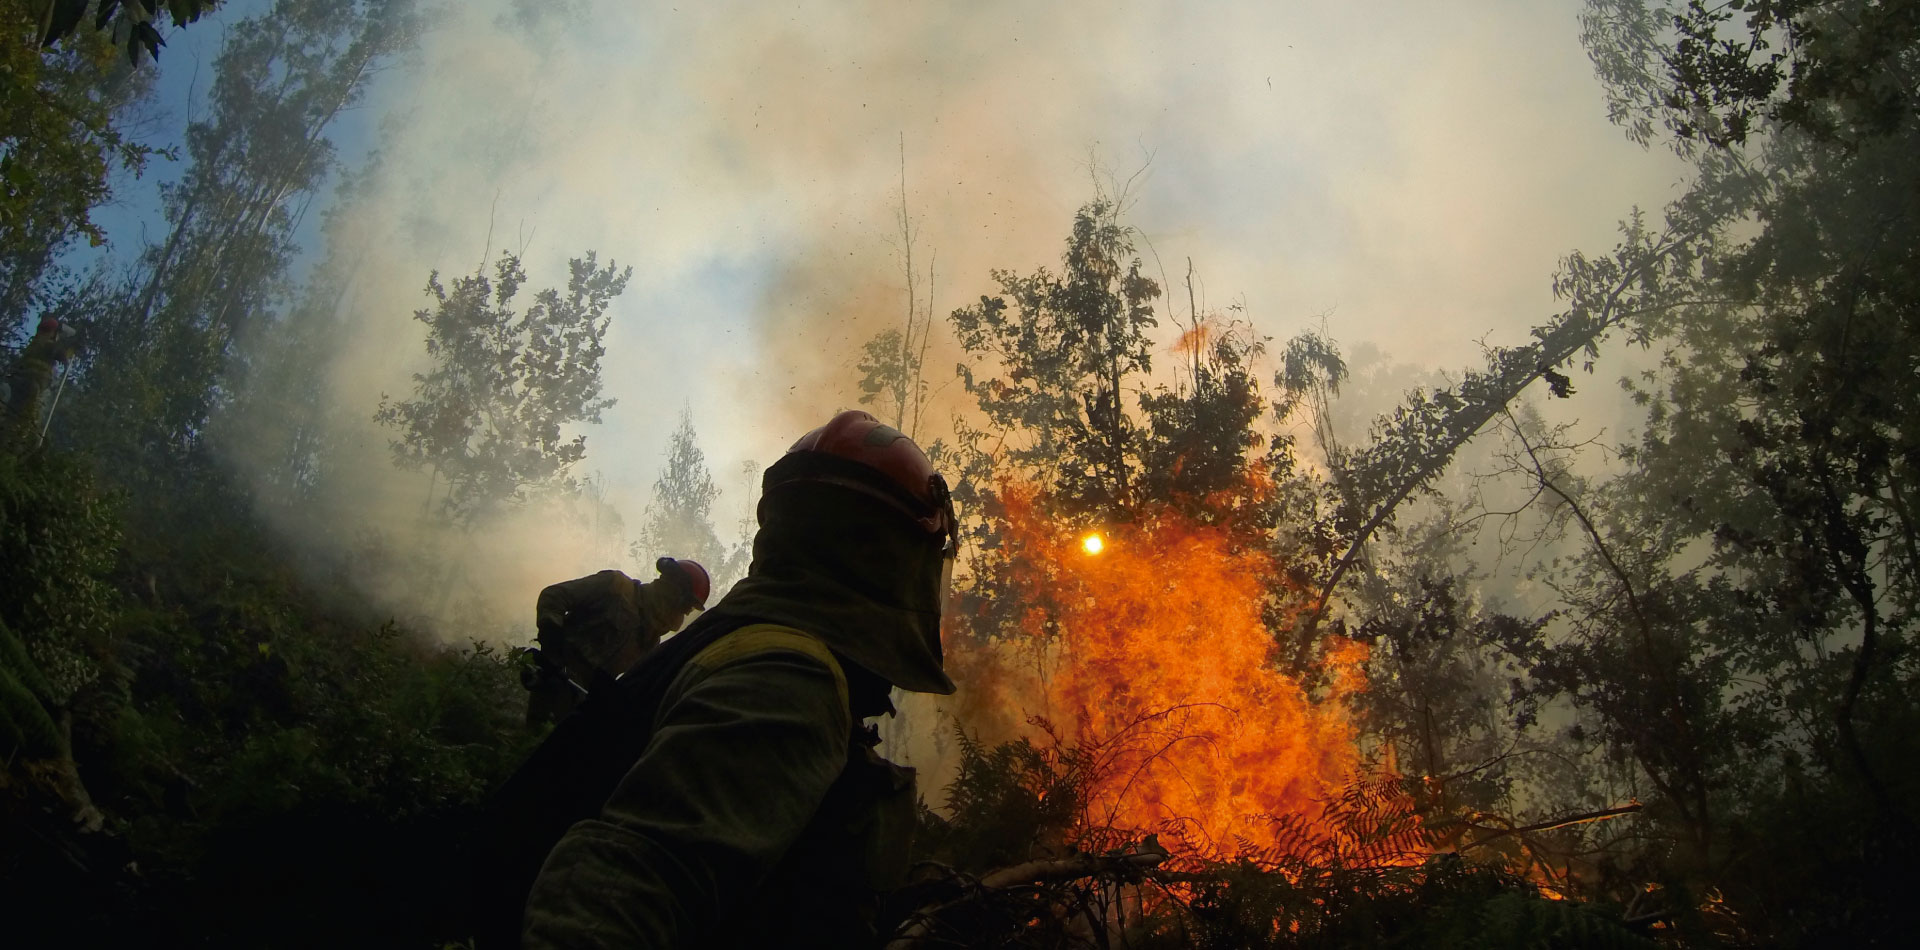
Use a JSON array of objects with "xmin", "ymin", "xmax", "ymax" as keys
[
  {"xmin": 940, "ymin": 195, "xmax": 1374, "ymax": 842},
  {"xmin": 902, "ymin": 192, "xmax": 1690, "ymax": 947},
  {"xmin": 907, "ymin": 199, "xmax": 1450, "ymax": 945},
  {"xmin": 949, "ymin": 197, "xmax": 1160, "ymax": 520}
]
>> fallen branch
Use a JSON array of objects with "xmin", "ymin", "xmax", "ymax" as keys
[
  {"xmin": 1457, "ymin": 802, "xmax": 1644, "ymax": 852},
  {"xmin": 885, "ymin": 846, "xmax": 1170, "ymax": 949},
  {"xmin": 980, "ymin": 850, "xmax": 1169, "ymax": 888}
]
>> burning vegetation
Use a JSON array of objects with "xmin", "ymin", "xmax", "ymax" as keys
[
  {"xmin": 5, "ymin": 1, "xmax": 1920, "ymax": 947},
  {"xmin": 948, "ymin": 481, "xmax": 1388, "ymax": 865}
]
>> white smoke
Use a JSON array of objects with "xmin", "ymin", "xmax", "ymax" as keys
[{"xmin": 240, "ymin": 0, "xmax": 1683, "ymax": 650}]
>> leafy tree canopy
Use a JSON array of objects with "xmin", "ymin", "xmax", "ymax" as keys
[
  {"xmin": 376, "ymin": 252, "xmax": 630, "ymax": 528},
  {"xmin": 35, "ymin": 1, "xmax": 222, "ymax": 67}
]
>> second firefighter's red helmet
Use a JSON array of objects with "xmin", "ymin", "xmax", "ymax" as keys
[
  {"xmin": 656, "ymin": 557, "xmax": 711, "ymax": 609},
  {"xmin": 785, "ymin": 410, "xmax": 953, "ymax": 539}
]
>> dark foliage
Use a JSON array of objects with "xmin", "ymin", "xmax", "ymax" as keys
[
  {"xmin": 37, "ymin": 2, "xmax": 222, "ymax": 68},
  {"xmin": 951, "ymin": 199, "xmax": 1161, "ymax": 520},
  {"xmin": 902, "ymin": 724, "xmax": 1657, "ymax": 949},
  {"xmin": 374, "ymin": 251, "xmax": 630, "ymax": 528},
  {"xmin": 2, "ymin": 438, "xmax": 534, "ymax": 947}
]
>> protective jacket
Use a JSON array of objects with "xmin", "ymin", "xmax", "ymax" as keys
[
  {"xmin": 535, "ymin": 569, "xmax": 682, "ymax": 679},
  {"xmin": 485, "ymin": 459, "xmax": 951, "ymax": 948},
  {"xmin": 4, "ymin": 326, "xmax": 72, "ymax": 425},
  {"xmin": 513, "ymin": 616, "xmax": 913, "ymax": 949}
]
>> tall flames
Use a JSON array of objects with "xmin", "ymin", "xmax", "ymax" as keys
[{"xmin": 947, "ymin": 481, "xmax": 1389, "ymax": 860}]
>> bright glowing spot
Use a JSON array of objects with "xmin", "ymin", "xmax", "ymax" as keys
[{"xmin": 1082, "ymin": 532, "xmax": 1105, "ymax": 555}]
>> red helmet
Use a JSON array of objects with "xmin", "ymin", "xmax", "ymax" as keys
[
  {"xmin": 36, "ymin": 315, "xmax": 60, "ymax": 337},
  {"xmin": 784, "ymin": 410, "xmax": 954, "ymax": 544},
  {"xmin": 758, "ymin": 410, "xmax": 959, "ymax": 696},
  {"xmin": 657, "ymin": 557, "xmax": 711, "ymax": 609}
]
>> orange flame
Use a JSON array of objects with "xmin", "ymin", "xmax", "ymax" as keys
[{"xmin": 950, "ymin": 480, "xmax": 1393, "ymax": 860}]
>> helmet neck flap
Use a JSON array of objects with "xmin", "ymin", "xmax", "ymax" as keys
[{"xmin": 703, "ymin": 449, "xmax": 956, "ymax": 695}]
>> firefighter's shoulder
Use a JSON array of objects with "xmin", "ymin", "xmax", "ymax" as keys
[{"xmin": 684, "ymin": 624, "xmax": 849, "ymax": 712}]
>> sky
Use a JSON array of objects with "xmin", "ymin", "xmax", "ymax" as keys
[{"xmin": 85, "ymin": 0, "xmax": 1691, "ymax": 626}]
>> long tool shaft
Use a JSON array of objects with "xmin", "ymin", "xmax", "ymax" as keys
[{"xmin": 38, "ymin": 362, "xmax": 69, "ymax": 446}]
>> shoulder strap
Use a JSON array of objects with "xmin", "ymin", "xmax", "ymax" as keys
[
  {"xmin": 472, "ymin": 613, "xmax": 870, "ymax": 946},
  {"xmin": 680, "ymin": 623, "xmax": 849, "ymax": 715}
]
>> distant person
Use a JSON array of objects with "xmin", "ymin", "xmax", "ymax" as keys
[
  {"xmin": 521, "ymin": 557, "xmax": 710, "ymax": 726},
  {"xmin": 3, "ymin": 316, "xmax": 79, "ymax": 433},
  {"xmin": 477, "ymin": 410, "xmax": 958, "ymax": 949}
]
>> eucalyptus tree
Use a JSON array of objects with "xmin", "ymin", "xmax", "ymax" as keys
[
  {"xmin": 1, "ymin": 0, "xmax": 159, "ymax": 327},
  {"xmin": 1325, "ymin": 0, "xmax": 1920, "ymax": 935},
  {"xmin": 61, "ymin": 0, "xmax": 422, "ymax": 483},
  {"xmin": 375, "ymin": 252, "xmax": 631, "ymax": 529},
  {"xmin": 34, "ymin": 0, "xmax": 222, "ymax": 66},
  {"xmin": 638, "ymin": 409, "xmax": 721, "ymax": 566},
  {"xmin": 856, "ymin": 140, "xmax": 939, "ymax": 439},
  {"xmin": 949, "ymin": 199, "xmax": 1161, "ymax": 522}
]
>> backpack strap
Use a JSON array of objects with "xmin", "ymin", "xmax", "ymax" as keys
[
  {"xmin": 678, "ymin": 624, "xmax": 849, "ymax": 715},
  {"xmin": 471, "ymin": 616, "xmax": 875, "ymax": 948}
]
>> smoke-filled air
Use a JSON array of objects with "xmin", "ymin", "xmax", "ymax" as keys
[{"xmin": 5, "ymin": 0, "xmax": 1916, "ymax": 946}]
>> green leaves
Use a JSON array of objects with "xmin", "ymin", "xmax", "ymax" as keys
[
  {"xmin": 1311, "ymin": 209, "xmax": 1708, "ymax": 641},
  {"xmin": 36, "ymin": 0, "xmax": 221, "ymax": 67},
  {"xmin": 1583, "ymin": 0, "xmax": 1917, "ymax": 151},
  {"xmin": 950, "ymin": 200, "xmax": 1162, "ymax": 519},
  {"xmin": 639, "ymin": 409, "xmax": 740, "ymax": 582},
  {"xmin": 375, "ymin": 252, "xmax": 631, "ymax": 528}
]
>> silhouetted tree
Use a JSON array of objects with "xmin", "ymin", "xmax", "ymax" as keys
[
  {"xmin": 636, "ymin": 408, "xmax": 731, "ymax": 580},
  {"xmin": 0, "ymin": 0, "xmax": 157, "ymax": 326},
  {"xmin": 375, "ymin": 252, "xmax": 630, "ymax": 528},
  {"xmin": 60, "ymin": 0, "xmax": 421, "ymax": 483},
  {"xmin": 950, "ymin": 198, "xmax": 1160, "ymax": 520},
  {"xmin": 857, "ymin": 138, "xmax": 938, "ymax": 438}
]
